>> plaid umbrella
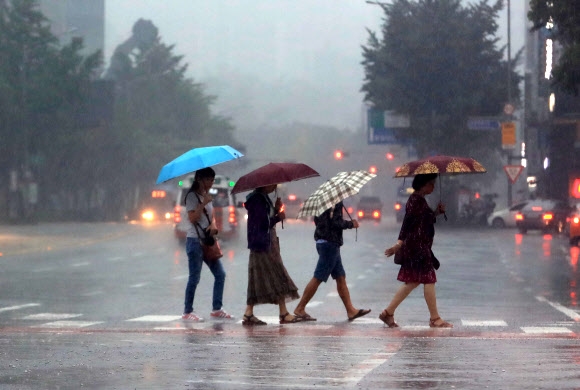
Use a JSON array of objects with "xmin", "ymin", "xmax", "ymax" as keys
[{"xmin": 297, "ymin": 170, "xmax": 377, "ymax": 219}]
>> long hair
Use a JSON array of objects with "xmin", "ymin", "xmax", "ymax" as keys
[{"xmin": 185, "ymin": 167, "xmax": 216, "ymax": 204}]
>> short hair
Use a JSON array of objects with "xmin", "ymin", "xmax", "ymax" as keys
[{"xmin": 412, "ymin": 173, "xmax": 438, "ymax": 191}]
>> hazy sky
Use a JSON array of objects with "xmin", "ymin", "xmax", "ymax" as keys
[{"xmin": 104, "ymin": 0, "xmax": 528, "ymax": 131}]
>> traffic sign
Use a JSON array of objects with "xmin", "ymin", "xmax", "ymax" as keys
[
  {"xmin": 504, "ymin": 165, "xmax": 523, "ymax": 184},
  {"xmin": 467, "ymin": 117, "xmax": 501, "ymax": 131},
  {"xmin": 368, "ymin": 127, "xmax": 397, "ymax": 144},
  {"xmin": 504, "ymin": 103, "xmax": 515, "ymax": 115},
  {"xmin": 501, "ymin": 122, "xmax": 516, "ymax": 149}
]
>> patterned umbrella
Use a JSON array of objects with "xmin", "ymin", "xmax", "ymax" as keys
[
  {"xmin": 297, "ymin": 170, "xmax": 377, "ymax": 219},
  {"xmin": 394, "ymin": 155, "xmax": 486, "ymax": 178}
]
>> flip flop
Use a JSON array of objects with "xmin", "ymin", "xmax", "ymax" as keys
[
  {"xmin": 348, "ymin": 308, "xmax": 371, "ymax": 321},
  {"xmin": 294, "ymin": 313, "xmax": 317, "ymax": 321}
]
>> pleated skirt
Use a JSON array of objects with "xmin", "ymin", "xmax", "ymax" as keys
[{"xmin": 246, "ymin": 228, "xmax": 300, "ymax": 306}]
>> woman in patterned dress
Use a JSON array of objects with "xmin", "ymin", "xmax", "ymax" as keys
[
  {"xmin": 380, "ymin": 173, "xmax": 452, "ymax": 328},
  {"xmin": 241, "ymin": 184, "xmax": 301, "ymax": 325}
]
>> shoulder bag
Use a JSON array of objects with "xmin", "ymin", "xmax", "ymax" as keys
[{"xmin": 193, "ymin": 194, "xmax": 223, "ymax": 261}]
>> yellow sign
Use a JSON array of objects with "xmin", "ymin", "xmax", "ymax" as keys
[{"xmin": 501, "ymin": 122, "xmax": 516, "ymax": 149}]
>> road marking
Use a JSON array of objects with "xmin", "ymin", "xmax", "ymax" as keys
[
  {"xmin": 305, "ymin": 300, "xmax": 323, "ymax": 308},
  {"xmin": 520, "ymin": 327, "xmax": 573, "ymax": 334},
  {"xmin": 356, "ymin": 274, "xmax": 366, "ymax": 280},
  {"xmin": 355, "ymin": 317, "xmax": 383, "ymax": 324},
  {"xmin": 326, "ymin": 292, "xmax": 339, "ymax": 297},
  {"xmin": 127, "ymin": 315, "xmax": 182, "ymax": 322},
  {"xmin": 107, "ymin": 256, "xmax": 125, "ymax": 262},
  {"xmin": 462, "ymin": 320, "xmax": 508, "ymax": 327},
  {"xmin": 32, "ymin": 320, "xmax": 103, "ymax": 328},
  {"xmin": 71, "ymin": 262, "xmax": 90, "ymax": 267},
  {"xmin": 130, "ymin": 283, "xmax": 148, "ymax": 288},
  {"xmin": 536, "ymin": 296, "xmax": 580, "ymax": 321},
  {"xmin": 173, "ymin": 274, "xmax": 189, "ymax": 280},
  {"xmin": 0, "ymin": 303, "xmax": 40, "ymax": 313},
  {"xmin": 22, "ymin": 313, "xmax": 82, "ymax": 320},
  {"xmin": 335, "ymin": 352, "xmax": 395, "ymax": 385},
  {"xmin": 32, "ymin": 267, "xmax": 55, "ymax": 273}
]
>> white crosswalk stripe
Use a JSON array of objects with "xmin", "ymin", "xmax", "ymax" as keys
[{"xmin": 0, "ymin": 302, "xmax": 578, "ymax": 334}]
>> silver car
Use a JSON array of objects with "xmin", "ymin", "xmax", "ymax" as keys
[{"xmin": 487, "ymin": 201, "xmax": 529, "ymax": 228}]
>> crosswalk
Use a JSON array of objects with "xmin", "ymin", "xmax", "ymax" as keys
[{"xmin": 1, "ymin": 302, "xmax": 578, "ymax": 335}]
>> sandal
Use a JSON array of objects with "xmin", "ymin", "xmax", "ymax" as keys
[
  {"xmin": 294, "ymin": 312, "xmax": 317, "ymax": 321},
  {"xmin": 279, "ymin": 312, "xmax": 302, "ymax": 324},
  {"xmin": 378, "ymin": 310, "xmax": 399, "ymax": 328},
  {"xmin": 242, "ymin": 314, "xmax": 266, "ymax": 326},
  {"xmin": 429, "ymin": 317, "xmax": 453, "ymax": 328}
]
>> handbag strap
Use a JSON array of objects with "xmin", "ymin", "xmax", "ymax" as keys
[{"xmin": 192, "ymin": 192, "xmax": 212, "ymax": 241}]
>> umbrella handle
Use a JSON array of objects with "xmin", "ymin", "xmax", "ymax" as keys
[
  {"xmin": 438, "ymin": 176, "xmax": 448, "ymax": 221},
  {"xmin": 343, "ymin": 205, "xmax": 357, "ymax": 242}
]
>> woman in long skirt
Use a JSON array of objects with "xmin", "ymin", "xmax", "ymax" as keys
[{"xmin": 242, "ymin": 184, "xmax": 301, "ymax": 325}]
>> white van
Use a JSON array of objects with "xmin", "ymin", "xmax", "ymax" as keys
[{"xmin": 173, "ymin": 174, "xmax": 240, "ymax": 242}]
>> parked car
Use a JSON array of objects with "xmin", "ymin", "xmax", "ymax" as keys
[
  {"xmin": 487, "ymin": 201, "xmax": 529, "ymax": 228},
  {"xmin": 356, "ymin": 196, "xmax": 383, "ymax": 222},
  {"xmin": 568, "ymin": 203, "xmax": 580, "ymax": 246},
  {"xmin": 515, "ymin": 199, "xmax": 572, "ymax": 234},
  {"xmin": 173, "ymin": 174, "xmax": 240, "ymax": 242}
]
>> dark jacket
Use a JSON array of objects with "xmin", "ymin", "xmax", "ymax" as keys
[
  {"xmin": 314, "ymin": 202, "xmax": 354, "ymax": 246},
  {"xmin": 395, "ymin": 193, "xmax": 440, "ymax": 269},
  {"xmin": 245, "ymin": 190, "xmax": 282, "ymax": 252}
]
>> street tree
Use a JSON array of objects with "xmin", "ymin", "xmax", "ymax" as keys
[
  {"xmin": 100, "ymin": 19, "xmax": 238, "ymax": 218},
  {"xmin": 528, "ymin": 0, "xmax": 580, "ymax": 95},
  {"xmin": 361, "ymin": 0, "xmax": 521, "ymax": 178},
  {"xmin": 0, "ymin": 0, "xmax": 101, "ymax": 220}
]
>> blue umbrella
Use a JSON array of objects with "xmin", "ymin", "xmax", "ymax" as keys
[{"xmin": 156, "ymin": 145, "xmax": 244, "ymax": 184}]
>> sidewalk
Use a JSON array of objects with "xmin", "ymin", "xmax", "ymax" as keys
[{"xmin": 0, "ymin": 222, "xmax": 131, "ymax": 256}]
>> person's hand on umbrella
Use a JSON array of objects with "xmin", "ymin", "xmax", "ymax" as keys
[
  {"xmin": 202, "ymin": 193, "xmax": 213, "ymax": 207},
  {"xmin": 351, "ymin": 219, "xmax": 360, "ymax": 229},
  {"xmin": 435, "ymin": 202, "xmax": 446, "ymax": 216}
]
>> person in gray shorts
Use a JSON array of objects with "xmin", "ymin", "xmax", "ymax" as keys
[{"xmin": 293, "ymin": 201, "xmax": 371, "ymax": 322}]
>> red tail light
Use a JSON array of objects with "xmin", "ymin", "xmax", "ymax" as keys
[
  {"xmin": 228, "ymin": 206, "xmax": 237, "ymax": 225},
  {"xmin": 573, "ymin": 216, "xmax": 580, "ymax": 225},
  {"xmin": 394, "ymin": 203, "xmax": 401, "ymax": 211},
  {"xmin": 515, "ymin": 213, "xmax": 523, "ymax": 221},
  {"xmin": 357, "ymin": 210, "xmax": 364, "ymax": 218},
  {"xmin": 543, "ymin": 213, "xmax": 553, "ymax": 221},
  {"xmin": 174, "ymin": 205, "xmax": 181, "ymax": 223},
  {"xmin": 372, "ymin": 211, "xmax": 381, "ymax": 219}
]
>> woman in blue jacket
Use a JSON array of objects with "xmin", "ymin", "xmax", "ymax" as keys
[{"xmin": 242, "ymin": 184, "xmax": 301, "ymax": 325}]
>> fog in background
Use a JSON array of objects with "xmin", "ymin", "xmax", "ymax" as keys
[{"xmin": 105, "ymin": 0, "xmax": 528, "ymax": 134}]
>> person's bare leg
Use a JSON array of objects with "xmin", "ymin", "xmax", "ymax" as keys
[
  {"xmin": 423, "ymin": 283, "xmax": 451, "ymax": 326},
  {"xmin": 336, "ymin": 276, "xmax": 358, "ymax": 318},
  {"xmin": 244, "ymin": 304, "xmax": 253, "ymax": 317},
  {"xmin": 279, "ymin": 299, "xmax": 297, "ymax": 322},
  {"xmin": 294, "ymin": 277, "xmax": 321, "ymax": 316},
  {"xmin": 385, "ymin": 282, "xmax": 419, "ymax": 315}
]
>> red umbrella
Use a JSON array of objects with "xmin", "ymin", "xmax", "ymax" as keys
[
  {"xmin": 394, "ymin": 155, "xmax": 486, "ymax": 177},
  {"xmin": 231, "ymin": 162, "xmax": 320, "ymax": 194}
]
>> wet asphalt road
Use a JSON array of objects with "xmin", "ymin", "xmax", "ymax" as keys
[{"xmin": 1, "ymin": 219, "xmax": 580, "ymax": 389}]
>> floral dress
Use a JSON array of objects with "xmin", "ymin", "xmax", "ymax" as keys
[{"xmin": 396, "ymin": 193, "xmax": 438, "ymax": 284}]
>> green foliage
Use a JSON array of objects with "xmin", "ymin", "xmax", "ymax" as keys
[
  {"xmin": 361, "ymin": 0, "xmax": 521, "ymax": 175},
  {"xmin": 528, "ymin": 0, "xmax": 580, "ymax": 95},
  {"xmin": 0, "ymin": 0, "xmax": 102, "ymax": 218},
  {"xmin": 106, "ymin": 26, "xmax": 237, "ymax": 214}
]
